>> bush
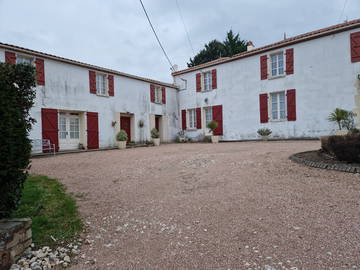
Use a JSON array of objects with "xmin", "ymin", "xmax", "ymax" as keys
[
  {"xmin": 328, "ymin": 108, "xmax": 357, "ymax": 130},
  {"xmin": 151, "ymin": 128, "xmax": 160, "ymax": 139},
  {"xmin": 0, "ymin": 62, "xmax": 36, "ymax": 218},
  {"xmin": 327, "ymin": 134, "xmax": 360, "ymax": 163},
  {"xmin": 257, "ymin": 128, "xmax": 272, "ymax": 136},
  {"xmin": 116, "ymin": 129, "xmax": 128, "ymax": 141},
  {"xmin": 207, "ymin": 120, "xmax": 218, "ymax": 134}
]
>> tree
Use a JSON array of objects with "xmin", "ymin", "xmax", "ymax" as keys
[
  {"xmin": 0, "ymin": 62, "xmax": 36, "ymax": 218},
  {"xmin": 187, "ymin": 30, "xmax": 247, "ymax": 67},
  {"xmin": 327, "ymin": 108, "xmax": 350, "ymax": 130}
]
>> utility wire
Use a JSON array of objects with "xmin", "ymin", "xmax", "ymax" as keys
[
  {"xmin": 338, "ymin": 0, "xmax": 348, "ymax": 22},
  {"xmin": 139, "ymin": 0, "xmax": 174, "ymax": 71},
  {"xmin": 175, "ymin": 0, "xmax": 195, "ymax": 56}
]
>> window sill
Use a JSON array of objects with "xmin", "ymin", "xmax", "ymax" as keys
[
  {"xmin": 153, "ymin": 101, "xmax": 164, "ymax": 105},
  {"xmin": 268, "ymin": 74, "xmax": 286, "ymax": 80},
  {"xmin": 200, "ymin": 89, "xmax": 214, "ymax": 93},
  {"xmin": 270, "ymin": 118, "xmax": 287, "ymax": 122},
  {"xmin": 186, "ymin": 128, "xmax": 197, "ymax": 131},
  {"xmin": 96, "ymin": 93, "xmax": 109, "ymax": 97}
]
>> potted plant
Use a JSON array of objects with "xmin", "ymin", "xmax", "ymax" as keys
[
  {"xmin": 151, "ymin": 128, "xmax": 160, "ymax": 146},
  {"xmin": 257, "ymin": 128, "xmax": 272, "ymax": 140},
  {"xmin": 207, "ymin": 120, "xmax": 219, "ymax": 143},
  {"xmin": 327, "ymin": 108, "xmax": 352, "ymax": 136},
  {"xmin": 116, "ymin": 129, "xmax": 128, "ymax": 149}
]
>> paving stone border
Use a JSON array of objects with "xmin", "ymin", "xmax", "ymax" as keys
[{"xmin": 289, "ymin": 151, "xmax": 360, "ymax": 174}]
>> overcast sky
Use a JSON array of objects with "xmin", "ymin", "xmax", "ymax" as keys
[{"xmin": 0, "ymin": 0, "xmax": 359, "ymax": 82}]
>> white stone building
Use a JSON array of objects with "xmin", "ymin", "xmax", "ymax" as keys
[{"xmin": 0, "ymin": 19, "xmax": 360, "ymax": 151}]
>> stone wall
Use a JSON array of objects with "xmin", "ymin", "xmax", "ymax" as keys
[{"xmin": 0, "ymin": 218, "xmax": 32, "ymax": 270}]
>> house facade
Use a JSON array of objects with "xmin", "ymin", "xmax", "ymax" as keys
[
  {"xmin": 0, "ymin": 44, "xmax": 179, "ymax": 152},
  {"xmin": 1, "ymin": 19, "xmax": 360, "ymax": 151},
  {"xmin": 173, "ymin": 19, "xmax": 360, "ymax": 141}
]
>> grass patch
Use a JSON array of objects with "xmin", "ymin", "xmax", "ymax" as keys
[{"xmin": 12, "ymin": 175, "xmax": 83, "ymax": 247}]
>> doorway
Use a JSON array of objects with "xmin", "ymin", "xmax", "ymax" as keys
[
  {"xmin": 155, "ymin": 115, "xmax": 161, "ymax": 132},
  {"xmin": 58, "ymin": 112, "xmax": 81, "ymax": 150},
  {"xmin": 120, "ymin": 116, "xmax": 131, "ymax": 142}
]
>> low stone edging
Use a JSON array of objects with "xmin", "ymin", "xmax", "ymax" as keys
[{"xmin": 289, "ymin": 151, "xmax": 360, "ymax": 174}]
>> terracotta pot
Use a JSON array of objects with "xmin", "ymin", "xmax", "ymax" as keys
[
  {"xmin": 117, "ymin": 141, "xmax": 127, "ymax": 149},
  {"xmin": 211, "ymin": 135, "xmax": 219, "ymax": 143},
  {"xmin": 153, "ymin": 138, "xmax": 160, "ymax": 146}
]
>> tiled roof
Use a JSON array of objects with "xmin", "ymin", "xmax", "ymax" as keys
[
  {"xmin": 172, "ymin": 18, "xmax": 360, "ymax": 76},
  {"xmin": 0, "ymin": 42, "xmax": 177, "ymax": 89}
]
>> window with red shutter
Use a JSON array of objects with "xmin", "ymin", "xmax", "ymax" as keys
[
  {"xmin": 196, "ymin": 73, "xmax": 201, "ymax": 92},
  {"xmin": 211, "ymin": 69, "xmax": 217, "ymax": 89},
  {"xmin": 212, "ymin": 105, "xmax": 223, "ymax": 136},
  {"xmin": 285, "ymin": 48, "xmax": 294, "ymax": 74},
  {"xmin": 89, "ymin": 71, "xmax": 96, "ymax": 94},
  {"xmin": 181, "ymin": 110, "xmax": 186, "ymax": 130},
  {"xmin": 5, "ymin": 51, "xmax": 16, "ymax": 64},
  {"xmin": 196, "ymin": 108, "xmax": 202, "ymax": 129},
  {"xmin": 35, "ymin": 58, "xmax": 45, "ymax": 85},
  {"xmin": 259, "ymin": 94, "xmax": 269, "ymax": 123},
  {"xmin": 287, "ymin": 89, "xmax": 296, "ymax": 121},
  {"xmin": 260, "ymin": 55, "xmax": 268, "ymax": 80},
  {"xmin": 108, "ymin": 75, "xmax": 114, "ymax": 96},
  {"xmin": 161, "ymin": 87, "xmax": 166, "ymax": 104},
  {"xmin": 351, "ymin": 32, "xmax": 360, "ymax": 63}
]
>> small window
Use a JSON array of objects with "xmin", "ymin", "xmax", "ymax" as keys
[
  {"xmin": 154, "ymin": 86, "xmax": 162, "ymax": 103},
  {"xmin": 203, "ymin": 72, "xmax": 212, "ymax": 91},
  {"xmin": 96, "ymin": 74, "xmax": 107, "ymax": 95},
  {"xmin": 16, "ymin": 55, "xmax": 33, "ymax": 65},
  {"xmin": 271, "ymin": 92, "xmax": 286, "ymax": 120},
  {"xmin": 270, "ymin": 52, "xmax": 284, "ymax": 77},
  {"xmin": 204, "ymin": 107, "xmax": 213, "ymax": 127},
  {"xmin": 188, "ymin": 109, "xmax": 196, "ymax": 129}
]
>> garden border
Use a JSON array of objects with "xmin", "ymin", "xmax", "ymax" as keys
[{"xmin": 289, "ymin": 151, "xmax": 360, "ymax": 174}]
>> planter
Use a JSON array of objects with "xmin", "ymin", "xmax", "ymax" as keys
[
  {"xmin": 335, "ymin": 130, "xmax": 349, "ymax": 136},
  {"xmin": 211, "ymin": 135, "xmax": 219, "ymax": 143},
  {"xmin": 261, "ymin": 135, "xmax": 269, "ymax": 141},
  {"xmin": 153, "ymin": 138, "xmax": 160, "ymax": 146},
  {"xmin": 117, "ymin": 141, "xmax": 127, "ymax": 149}
]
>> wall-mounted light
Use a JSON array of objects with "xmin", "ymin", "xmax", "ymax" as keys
[
  {"xmin": 204, "ymin": 98, "xmax": 209, "ymax": 104},
  {"xmin": 111, "ymin": 121, "xmax": 117, "ymax": 127}
]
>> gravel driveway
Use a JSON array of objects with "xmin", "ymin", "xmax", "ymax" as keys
[{"xmin": 30, "ymin": 141, "xmax": 360, "ymax": 270}]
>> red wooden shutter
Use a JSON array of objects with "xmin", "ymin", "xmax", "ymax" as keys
[
  {"xmin": 285, "ymin": 48, "xmax": 294, "ymax": 74},
  {"xmin": 150, "ymin": 84, "xmax": 155, "ymax": 102},
  {"xmin": 108, "ymin": 75, "xmax": 114, "ymax": 96},
  {"xmin": 35, "ymin": 58, "xmax": 45, "ymax": 85},
  {"xmin": 211, "ymin": 69, "xmax": 217, "ymax": 89},
  {"xmin": 212, "ymin": 105, "xmax": 223, "ymax": 136},
  {"xmin": 259, "ymin": 94, "xmax": 268, "ymax": 123},
  {"xmin": 287, "ymin": 89, "xmax": 296, "ymax": 121},
  {"xmin": 87, "ymin": 112, "xmax": 99, "ymax": 149},
  {"xmin": 260, "ymin": 55, "xmax": 268, "ymax": 80},
  {"xmin": 161, "ymin": 87, "xmax": 166, "ymax": 104},
  {"xmin": 5, "ymin": 51, "xmax": 16, "ymax": 64},
  {"xmin": 89, "ymin": 71, "xmax": 96, "ymax": 94},
  {"xmin": 196, "ymin": 73, "xmax": 201, "ymax": 92},
  {"xmin": 196, "ymin": 108, "xmax": 202, "ymax": 129},
  {"xmin": 181, "ymin": 109, "xmax": 186, "ymax": 130},
  {"xmin": 41, "ymin": 108, "xmax": 59, "ymax": 152},
  {"xmin": 350, "ymin": 32, "xmax": 360, "ymax": 63}
]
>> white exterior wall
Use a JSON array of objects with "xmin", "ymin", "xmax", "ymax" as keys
[
  {"xmin": 174, "ymin": 28, "xmax": 360, "ymax": 141},
  {"xmin": 0, "ymin": 49, "xmax": 180, "ymax": 149}
]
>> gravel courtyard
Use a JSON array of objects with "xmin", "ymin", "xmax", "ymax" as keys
[{"xmin": 30, "ymin": 141, "xmax": 360, "ymax": 270}]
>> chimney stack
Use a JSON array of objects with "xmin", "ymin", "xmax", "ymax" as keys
[{"xmin": 246, "ymin": 41, "xmax": 255, "ymax": 51}]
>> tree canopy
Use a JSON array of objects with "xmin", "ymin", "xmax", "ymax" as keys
[{"xmin": 187, "ymin": 30, "xmax": 247, "ymax": 67}]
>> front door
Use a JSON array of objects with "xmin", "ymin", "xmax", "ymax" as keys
[
  {"xmin": 155, "ymin": 116, "xmax": 161, "ymax": 131},
  {"xmin": 120, "ymin": 116, "xmax": 131, "ymax": 142},
  {"xmin": 58, "ymin": 112, "xmax": 81, "ymax": 150}
]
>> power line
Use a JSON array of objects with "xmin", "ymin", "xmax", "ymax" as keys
[
  {"xmin": 175, "ymin": 0, "xmax": 195, "ymax": 56},
  {"xmin": 338, "ymin": 0, "xmax": 348, "ymax": 22},
  {"xmin": 139, "ymin": 0, "xmax": 174, "ymax": 71}
]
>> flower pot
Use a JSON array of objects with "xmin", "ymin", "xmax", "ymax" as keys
[
  {"xmin": 153, "ymin": 138, "xmax": 160, "ymax": 146},
  {"xmin": 211, "ymin": 135, "xmax": 219, "ymax": 143},
  {"xmin": 261, "ymin": 135, "xmax": 269, "ymax": 141},
  {"xmin": 117, "ymin": 141, "xmax": 127, "ymax": 149}
]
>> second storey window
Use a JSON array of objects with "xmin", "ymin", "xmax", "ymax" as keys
[
  {"xmin": 96, "ymin": 74, "xmax": 107, "ymax": 95},
  {"xmin": 204, "ymin": 107, "xmax": 213, "ymax": 127},
  {"xmin": 154, "ymin": 86, "xmax": 162, "ymax": 103},
  {"xmin": 203, "ymin": 71, "xmax": 212, "ymax": 91},
  {"xmin": 271, "ymin": 92, "xmax": 286, "ymax": 120},
  {"xmin": 270, "ymin": 52, "xmax": 284, "ymax": 77},
  {"xmin": 188, "ymin": 109, "xmax": 196, "ymax": 129},
  {"xmin": 16, "ymin": 55, "xmax": 33, "ymax": 65}
]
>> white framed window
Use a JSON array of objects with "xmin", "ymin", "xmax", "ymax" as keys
[
  {"xmin": 59, "ymin": 116, "xmax": 67, "ymax": 139},
  {"xmin": 188, "ymin": 109, "xmax": 196, "ymax": 129},
  {"xmin": 270, "ymin": 52, "xmax": 284, "ymax": 77},
  {"xmin": 154, "ymin": 86, "xmax": 162, "ymax": 103},
  {"xmin": 204, "ymin": 107, "xmax": 213, "ymax": 127},
  {"xmin": 96, "ymin": 73, "xmax": 107, "ymax": 95},
  {"xmin": 16, "ymin": 55, "xmax": 33, "ymax": 65},
  {"xmin": 270, "ymin": 92, "xmax": 286, "ymax": 120},
  {"xmin": 69, "ymin": 118, "xmax": 80, "ymax": 139},
  {"xmin": 203, "ymin": 71, "xmax": 212, "ymax": 91}
]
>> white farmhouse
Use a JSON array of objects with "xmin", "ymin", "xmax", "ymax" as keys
[{"xmin": 1, "ymin": 19, "xmax": 360, "ymax": 152}]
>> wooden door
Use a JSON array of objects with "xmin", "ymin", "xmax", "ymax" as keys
[{"xmin": 120, "ymin": 116, "xmax": 131, "ymax": 142}]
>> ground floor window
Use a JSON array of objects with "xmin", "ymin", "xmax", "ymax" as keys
[
  {"xmin": 204, "ymin": 107, "xmax": 213, "ymax": 127},
  {"xmin": 271, "ymin": 92, "xmax": 286, "ymax": 120},
  {"xmin": 188, "ymin": 109, "xmax": 196, "ymax": 129}
]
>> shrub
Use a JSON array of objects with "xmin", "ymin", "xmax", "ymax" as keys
[
  {"xmin": 257, "ymin": 128, "xmax": 272, "ymax": 136},
  {"xmin": 328, "ymin": 108, "xmax": 357, "ymax": 130},
  {"xmin": 327, "ymin": 134, "xmax": 360, "ymax": 163},
  {"xmin": 207, "ymin": 120, "xmax": 218, "ymax": 134},
  {"xmin": 0, "ymin": 62, "xmax": 36, "ymax": 218},
  {"xmin": 151, "ymin": 128, "xmax": 160, "ymax": 139},
  {"xmin": 116, "ymin": 129, "xmax": 128, "ymax": 141}
]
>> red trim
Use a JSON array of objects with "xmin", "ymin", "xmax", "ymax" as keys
[
  {"xmin": 150, "ymin": 84, "xmax": 155, "ymax": 102},
  {"xmin": 161, "ymin": 87, "xmax": 166, "ymax": 104},
  {"xmin": 35, "ymin": 58, "xmax": 45, "ymax": 85},
  {"xmin": 181, "ymin": 110, "xmax": 186, "ymax": 130},
  {"xmin": 351, "ymin": 31, "xmax": 360, "ymax": 63},
  {"xmin": 5, "ymin": 51, "xmax": 16, "ymax": 64},
  {"xmin": 287, "ymin": 89, "xmax": 296, "ymax": 121},
  {"xmin": 41, "ymin": 108, "xmax": 59, "ymax": 152},
  {"xmin": 259, "ymin": 94, "xmax": 268, "ymax": 123},
  {"xmin": 196, "ymin": 73, "xmax": 201, "ymax": 92},
  {"xmin": 285, "ymin": 48, "xmax": 294, "ymax": 74},
  {"xmin": 211, "ymin": 69, "xmax": 217, "ymax": 89},
  {"xmin": 87, "ymin": 112, "xmax": 99, "ymax": 149},
  {"xmin": 196, "ymin": 108, "xmax": 201, "ymax": 129},
  {"xmin": 260, "ymin": 55, "xmax": 268, "ymax": 80},
  {"xmin": 89, "ymin": 71, "xmax": 96, "ymax": 94},
  {"xmin": 212, "ymin": 105, "xmax": 223, "ymax": 136},
  {"xmin": 108, "ymin": 75, "xmax": 114, "ymax": 96}
]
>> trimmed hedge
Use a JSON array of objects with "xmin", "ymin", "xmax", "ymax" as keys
[
  {"xmin": 322, "ymin": 134, "xmax": 360, "ymax": 163},
  {"xmin": 0, "ymin": 62, "xmax": 36, "ymax": 218}
]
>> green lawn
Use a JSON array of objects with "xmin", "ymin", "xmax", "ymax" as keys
[{"xmin": 12, "ymin": 175, "xmax": 83, "ymax": 247}]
